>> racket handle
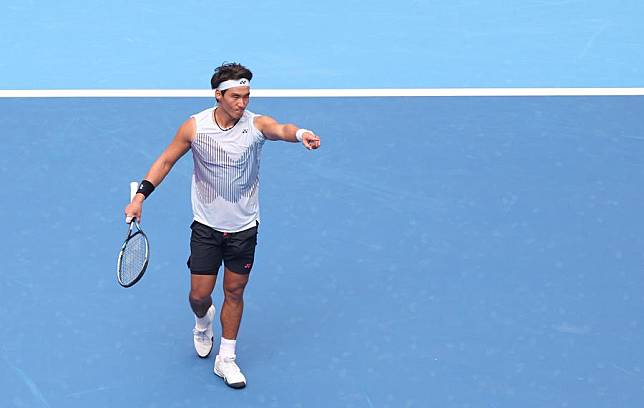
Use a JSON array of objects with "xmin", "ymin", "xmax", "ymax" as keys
[
  {"xmin": 126, "ymin": 181, "xmax": 139, "ymax": 224},
  {"xmin": 130, "ymin": 181, "xmax": 139, "ymax": 201}
]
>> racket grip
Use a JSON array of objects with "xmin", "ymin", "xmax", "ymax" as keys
[
  {"xmin": 126, "ymin": 181, "xmax": 139, "ymax": 224},
  {"xmin": 130, "ymin": 181, "xmax": 139, "ymax": 201}
]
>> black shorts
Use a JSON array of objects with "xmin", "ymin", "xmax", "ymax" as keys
[{"xmin": 187, "ymin": 220, "xmax": 258, "ymax": 275}]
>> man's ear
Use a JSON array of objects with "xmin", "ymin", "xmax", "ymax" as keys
[{"xmin": 215, "ymin": 89, "xmax": 222, "ymax": 103}]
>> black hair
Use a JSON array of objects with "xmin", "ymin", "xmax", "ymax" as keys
[{"xmin": 210, "ymin": 62, "xmax": 253, "ymax": 90}]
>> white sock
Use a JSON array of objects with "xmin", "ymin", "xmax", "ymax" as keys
[
  {"xmin": 219, "ymin": 337, "xmax": 237, "ymax": 358},
  {"xmin": 195, "ymin": 307, "xmax": 212, "ymax": 330}
]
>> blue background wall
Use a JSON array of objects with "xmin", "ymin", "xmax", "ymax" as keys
[{"xmin": 1, "ymin": 0, "xmax": 643, "ymax": 89}]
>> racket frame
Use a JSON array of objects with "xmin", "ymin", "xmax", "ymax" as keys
[
  {"xmin": 116, "ymin": 181, "xmax": 150, "ymax": 288},
  {"xmin": 116, "ymin": 218, "xmax": 150, "ymax": 287}
]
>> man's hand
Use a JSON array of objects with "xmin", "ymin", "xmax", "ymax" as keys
[
  {"xmin": 302, "ymin": 131, "xmax": 321, "ymax": 150},
  {"xmin": 124, "ymin": 194, "xmax": 144, "ymax": 223}
]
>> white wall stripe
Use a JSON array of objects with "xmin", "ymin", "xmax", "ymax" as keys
[{"xmin": 0, "ymin": 88, "xmax": 643, "ymax": 98}]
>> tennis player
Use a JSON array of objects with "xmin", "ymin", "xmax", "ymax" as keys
[{"xmin": 124, "ymin": 62, "xmax": 321, "ymax": 389}]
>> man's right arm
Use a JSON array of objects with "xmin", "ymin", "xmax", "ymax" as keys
[{"xmin": 125, "ymin": 118, "xmax": 195, "ymax": 220}]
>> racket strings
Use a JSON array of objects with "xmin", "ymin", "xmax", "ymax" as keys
[{"xmin": 119, "ymin": 233, "xmax": 148, "ymax": 284}]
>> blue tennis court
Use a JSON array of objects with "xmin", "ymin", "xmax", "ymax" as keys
[
  {"xmin": 1, "ymin": 1, "xmax": 644, "ymax": 407},
  {"xmin": 2, "ymin": 96, "xmax": 643, "ymax": 407}
]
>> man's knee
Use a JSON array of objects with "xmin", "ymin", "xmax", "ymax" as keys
[
  {"xmin": 189, "ymin": 294, "xmax": 212, "ymax": 318},
  {"xmin": 223, "ymin": 283, "xmax": 246, "ymax": 303}
]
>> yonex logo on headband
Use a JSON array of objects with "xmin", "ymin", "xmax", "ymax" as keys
[{"xmin": 217, "ymin": 78, "xmax": 251, "ymax": 91}]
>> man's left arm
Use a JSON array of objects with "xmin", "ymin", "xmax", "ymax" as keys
[{"xmin": 254, "ymin": 115, "xmax": 321, "ymax": 150}]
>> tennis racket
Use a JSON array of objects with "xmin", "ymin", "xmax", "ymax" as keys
[{"xmin": 117, "ymin": 181, "xmax": 150, "ymax": 288}]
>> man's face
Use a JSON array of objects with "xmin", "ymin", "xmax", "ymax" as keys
[{"xmin": 217, "ymin": 86, "xmax": 250, "ymax": 119}]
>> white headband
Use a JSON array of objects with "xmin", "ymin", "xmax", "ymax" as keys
[{"xmin": 217, "ymin": 78, "xmax": 251, "ymax": 91}]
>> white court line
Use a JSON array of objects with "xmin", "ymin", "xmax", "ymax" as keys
[{"xmin": 0, "ymin": 88, "xmax": 643, "ymax": 97}]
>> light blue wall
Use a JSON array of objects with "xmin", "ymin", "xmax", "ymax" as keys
[{"xmin": 2, "ymin": 0, "xmax": 643, "ymax": 89}]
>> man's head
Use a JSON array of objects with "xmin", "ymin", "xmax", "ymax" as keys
[
  {"xmin": 211, "ymin": 62, "xmax": 253, "ymax": 120},
  {"xmin": 211, "ymin": 62, "xmax": 253, "ymax": 90}
]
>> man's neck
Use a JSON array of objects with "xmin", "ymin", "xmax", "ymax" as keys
[{"xmin": 214, "ymin": 107, "xmax": 239, "ymax": 130}]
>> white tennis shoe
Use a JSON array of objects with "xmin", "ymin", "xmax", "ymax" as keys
[
  {"xmin": 193, "ymin": 305, "xmax": 215, "ymax": 358},
  {"xmin": 214, "ymin": 355, "xmax": 247, "ymax": 389}
]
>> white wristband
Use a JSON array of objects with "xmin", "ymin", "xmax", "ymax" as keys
[{"xmin": 295, "ymin": 128, "xmax": 311, "ymax": 142}]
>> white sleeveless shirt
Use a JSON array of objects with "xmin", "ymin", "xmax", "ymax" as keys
[{"xmin": 190, "ymin": 107, "xmax": 265, "ymax": 232}]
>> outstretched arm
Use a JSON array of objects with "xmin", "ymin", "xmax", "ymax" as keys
[
  {"xmin": 254, "ymin": 115, "xmax": 321, "ymax": 150},
  {"xmin": 124, "ymin": 118, "xmax": 195, "ymax": 221}
]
